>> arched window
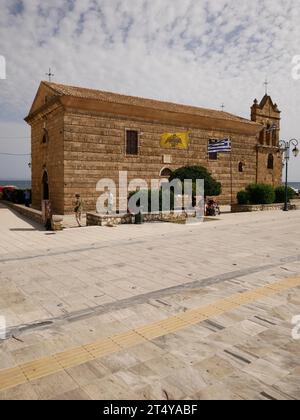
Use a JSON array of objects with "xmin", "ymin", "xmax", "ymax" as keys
[
  {"xmin": 272, "ymin": 129, "xmax": 277, "ymax": 147},
  {"xmin": 42, "ymin": 128, "xmax": 49, "ymax": 144},
  {"xmin": 267, "ymin": 154, "xmax": 274, "ymax": 170},
  {"xmin": 238, "ymin": 162, "xmax": 244, "ymax": 173},
  {"xmin": 266, "ymin": 124, "xmax": 271, "ymax": 146},
  {"xmin": 160, "ymin": 168, "xmax": 173, "ymax": 178}
]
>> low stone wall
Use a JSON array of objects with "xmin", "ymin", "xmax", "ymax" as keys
[
  {"xmin": 290, "ymin": 199, "xmax": 300, "ymax": 210},
  {"xmin": 1, "ymin": 201, "xmax": 64, "ymax": 230},
  {"xmin": 2, "ymin": 201, "xmax": 43, "ymax": 224},
  {"xmin": 231, "ymin": 203, "xmax": 285, "ymax": 213},
  {"xmin": 87, "ymin": 213, "xmax": 133, "ymax": 226},
  {"xmin": 87, "ymin": 210, "xmax": 198, "ymax": 226}
]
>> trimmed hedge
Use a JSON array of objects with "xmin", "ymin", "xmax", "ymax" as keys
[
  {"xmin": 237, "ymin": 183, "xmax": 276, "ymax": 205},
  {"xmin": 169, "ymin": 166, "xmax": 222, "ymax": 197},
  {"xmin": 237, "ymin": 190, "xmax": 250, "ymax": 205},
  {"xmin": 245, "ymin": 184, "xmax": 275, "ymax": 205},
  {"xmin": 274, "ymin": 186, "xmax": 296, "ymax": 203}
]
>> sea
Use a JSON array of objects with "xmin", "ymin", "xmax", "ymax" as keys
[{"xmin": 288, "ymin": 182, "xmax": 300, "ymax": 191}]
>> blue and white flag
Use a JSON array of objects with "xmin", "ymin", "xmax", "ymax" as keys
[{"xmin": 208, "ymin": 138, "xmax": 231, "ymax": 153}]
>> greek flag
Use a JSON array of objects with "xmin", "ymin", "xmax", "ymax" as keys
[{"xmin": 208, "ymin": 138, "xmax": 231, "ymax": 153}]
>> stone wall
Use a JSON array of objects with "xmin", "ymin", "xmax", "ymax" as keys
[
  {"xmin": 31, "ymin": 105, "xmax": 65, "ymax": 214},
  {"xmin": 231, "ymin": 203, "xmax": 285, "ymax": 213},
  {"xmin": 26, "ymin": 84, "xmax": 282, "ymax": 216},
  {"xmin": 86, "ymin": 210, "xmax": 197, "ymax": 227},
  {"xmin": 2, "ymin": 201, "xmax": 43, "ymax": 224},
  {"xmin": 63, "ymin": 110, "xmax": 259, "ymax": 214},
  {"xmin": 256, "ymin": 146, "xmax": 282, "ymax": 186},
  {"xmin": 290, "ymin": 199, "xmax": 300, "ymax": 210},
  {"xmin": 87, "ymin": 213, "xmax": 133, "ymax": 226}
]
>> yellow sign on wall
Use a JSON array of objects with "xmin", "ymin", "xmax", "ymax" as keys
[{"xmin": 160, "ymin": 132, "xmax": 189, "ymax": 150}]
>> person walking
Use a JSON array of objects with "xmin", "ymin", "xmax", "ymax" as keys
[{"xmin": 74, "ymin": 193, "xmax": 83, "ymax": 227}]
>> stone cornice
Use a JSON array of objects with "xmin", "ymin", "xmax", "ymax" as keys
[
  {"xmin": 59, "ymin": 96, "xmax": 262, "ymax": 136},
  {"xmin": 256, "ymin": 144, "xmax": 282, "ymax": 152},
  {"xmin": 24, "ymin": 97, "xmax": 63, "ymax": 124}
]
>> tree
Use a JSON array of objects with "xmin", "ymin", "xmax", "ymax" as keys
[{"xmin": 169, "ymin": 166, "xmax": 222, "ymax": 198}]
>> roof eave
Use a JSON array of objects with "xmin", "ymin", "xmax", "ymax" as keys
[
  {"xmin": 61, "ymin": 96, "xmax": 262, "ymax": 136},
  {"xmin": 25, "ymin": 96, "xmax": 63, "ymax": 124}
]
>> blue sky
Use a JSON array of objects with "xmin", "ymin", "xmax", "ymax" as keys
[{"xmin": 0, "ymin": 0, "xmax": 300, "ymax": 180}]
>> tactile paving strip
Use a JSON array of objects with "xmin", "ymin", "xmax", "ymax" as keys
[{"xmin": 0, "ymin": 276, "xmax": 300, "ymax": 391}]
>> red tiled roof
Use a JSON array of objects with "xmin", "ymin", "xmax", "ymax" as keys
[{"xmin": 43, "ymin": 81, "xmax": 257, "ymax": 125}]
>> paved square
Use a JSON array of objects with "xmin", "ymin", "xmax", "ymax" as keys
[{"xmin": 0, "ymin": 202, "xmax": 299, "ymax": 400}]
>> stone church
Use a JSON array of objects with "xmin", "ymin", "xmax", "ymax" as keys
[{"xmin": 25, "ymin": 81, "xmax": 282, "ymax": 214}]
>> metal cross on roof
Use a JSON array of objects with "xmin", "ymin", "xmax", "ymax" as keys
[
  {"xmin": 221, "ymin": 103, "xmax": 225, "ymax": 112},
  {"xmin": 46, "ymin": 68, "xmax": 54, "ymax": 82},
  {"xmin": 264, "ymin": 78, "xmax": 269, "ymax": 95}
]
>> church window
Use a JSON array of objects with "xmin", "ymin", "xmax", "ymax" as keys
[
  {"xmin": 42, "ymin": 128, "xmax": 49, "ymax": 144},
  {"xmin": 239, "ymin": 162, "xmax": 244, "ymax": 173},
  {"xmin": 126, "ymin": 130, "xmax": 139, "ymax": 155},
  {"xmin": 267, "ymin": 154, "xmax": 274, "ymax": 170},
  {"xmin": 209, "ymin": 152, "xmax": 218, "ymax": 160},
  {"xmin": 160, "ymin": 168, "xmax": 173, "ymax": 178},
  {"xmin": 266, "ymin": 124, "xmax": 271, "ymax": 146}
]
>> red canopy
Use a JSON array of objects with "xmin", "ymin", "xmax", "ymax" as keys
[{"xmin": 0, "ymin": 186, "xmax": 17, "ymax": 192}]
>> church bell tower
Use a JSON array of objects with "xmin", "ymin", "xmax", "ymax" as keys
[{"xmin": 251, "ymin": 94, "xmax": 282, "ymax": 186}]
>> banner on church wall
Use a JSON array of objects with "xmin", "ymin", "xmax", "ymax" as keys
[{"xmin": 160, "ymin": 132, "xmax": 189, "ymax": 150}]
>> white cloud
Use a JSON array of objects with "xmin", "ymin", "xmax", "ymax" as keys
[{"xmin": 0, "ymin": 0, "xmax": 300, "ymax": 179}]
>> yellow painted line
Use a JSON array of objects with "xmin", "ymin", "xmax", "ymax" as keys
[{"xmin": 0, "ymin": 275, "xmax": 300, "ymax": 392}]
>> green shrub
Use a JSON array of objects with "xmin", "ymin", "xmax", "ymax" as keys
[
  {"xmin": 237, "ymin": 190, "xmax": 250, "ymax": 205},
  {"xmin": 169, "ymin": 166, "xmax": 222, "ymax": 197},
  {"xmin": 274, "ymin": 186, "xmax": 296, "ymax": 203},
  {"xmin": 245, "ymin": 183, "xmax": 275, "ymax": 205}
]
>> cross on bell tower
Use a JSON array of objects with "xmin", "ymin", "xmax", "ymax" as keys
[
  {"xmin": 46, "ymin": 68, "xmax": 54, "ymax": 82},
  {"xmin": 264, "ymin": 78, "xmax": 269, "ymax": 95}
]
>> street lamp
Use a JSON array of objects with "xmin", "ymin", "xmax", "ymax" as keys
[{"xmin": 279, "ymin": 139, "xmax": 299, "ymax": 211}]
